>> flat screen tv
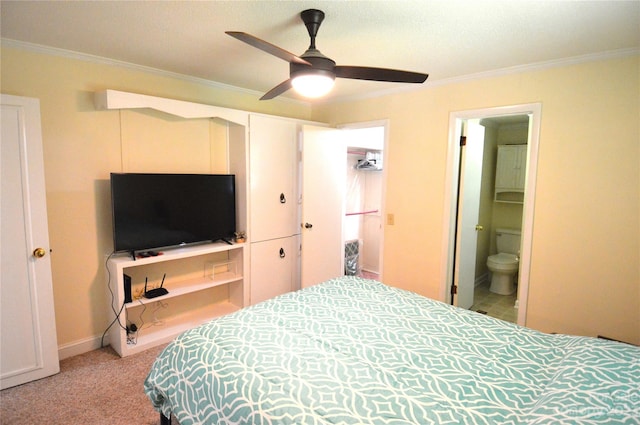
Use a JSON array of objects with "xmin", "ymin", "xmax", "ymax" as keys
[{"xmin": 110, "ymin": 173, "xmax": 236, "ymax": 254}]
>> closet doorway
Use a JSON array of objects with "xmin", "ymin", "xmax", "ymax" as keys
[{"xmin": 340, "ymin": 121, "xmax": 388, "ymax": 281}]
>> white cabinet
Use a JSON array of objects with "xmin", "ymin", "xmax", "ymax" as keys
[
  {"xmin": 248, "ymin": 114, "xmax": 300, "ymax": 303},
  {"xmin": 249, "ymin": 114, "xmax": 298, "ymax": 242},
  {"xmin": 495, "ymin": 144, "xmax": 527, "ymax": 203},
  {"xmin": 250, "ymin": 236, "xmax": 298, "ymax": 304},
  {"xmin": 247, "ymin": 116, "xmax": 346, "ymax": 300},
  {"xmin": 106, "ymin": 242, "xmax": 246, "ymax": 357}
]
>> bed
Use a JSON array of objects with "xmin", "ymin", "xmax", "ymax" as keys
[{"xmin": 144, "ymin": 276, "xmax": 640, "ymax": 424}]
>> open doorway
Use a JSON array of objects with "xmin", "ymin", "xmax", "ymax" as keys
[
  {"xmin": 441, "ymin": 104, "xmax": 541, "ymax": 326},
  {"xmin": 340, "ymin": 122, "xmax": 387, "ymax": 281}
]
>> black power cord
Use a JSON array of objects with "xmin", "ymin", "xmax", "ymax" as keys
[{"xmin": 100, "ymin": 251, "xmax": 129, "ymax": 348}]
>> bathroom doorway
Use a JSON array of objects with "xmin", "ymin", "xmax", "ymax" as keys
[
  {"xmin": 441, "ymin": 104, "xmax": 541, "ymax": 326},
  {"xmin": 340, "ymin": 121, "xmax": 387, "ymax": 281}
]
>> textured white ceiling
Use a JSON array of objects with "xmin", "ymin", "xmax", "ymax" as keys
[{"xmin": 1, "ymin": 1, "xmax": 638, "ymax": 102}]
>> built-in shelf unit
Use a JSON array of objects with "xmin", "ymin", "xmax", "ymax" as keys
[
  {"xmin": 97, "ymin": 89, "xmax": 250, "ymax": 357},
  {"xmin": 106, "ymin": 242, "xmax": 244, "ymax": 357}
]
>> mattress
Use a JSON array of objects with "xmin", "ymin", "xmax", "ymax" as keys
[{"xmin": 144, "ymin": 276, "xmax": 640, "ymax": 424}]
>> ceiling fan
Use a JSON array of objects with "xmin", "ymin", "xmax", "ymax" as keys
[{"xmin": 226, "ymin": 9, "xmax": 429, "ymax": 100}]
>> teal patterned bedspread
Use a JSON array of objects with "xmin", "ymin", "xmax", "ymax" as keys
[{"xmin": 144, "ymin": 276, "xmax": 640, "ymax": 424}]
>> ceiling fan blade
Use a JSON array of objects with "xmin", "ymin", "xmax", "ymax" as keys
[
  {"xmin": 226, "ymin": 31, "xmax": 311, "ymax": 66},
  {"xmin": 335, "ymin": 66, "xmax": 428, "ymax": 83},
  {"xmin": 260, "ymin": 79, "xmax": 293, "ymax": 100}
]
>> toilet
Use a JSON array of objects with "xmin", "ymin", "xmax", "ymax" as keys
[{"xmin": 486, "ymin": 228, "xmax": 521, "ymax": 295}]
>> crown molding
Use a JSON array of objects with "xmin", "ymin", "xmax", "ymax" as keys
[
  {"xmin": 0, "ymin": 38, "xmax": 309, "ymax": 107},
  {"xmin": 322, "ymin": 47, "xmax": 640, "ymax": 105}
]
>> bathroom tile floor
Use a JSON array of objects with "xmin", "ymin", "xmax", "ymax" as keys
[{"xmin": 471, "ymin": 282, "xmax": 518, "ymax": 323}]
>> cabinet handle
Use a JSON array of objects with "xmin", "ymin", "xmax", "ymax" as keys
[
  {"xmin": 304, "ymin": 223, "xmax": 313, "ymax": 229},
  {"xmin": 280, "ymin": 193, "xmax": 286, "ymax": 204},
  {"xmin": 279, "ymin": 248, "xmax": 286, "ymax": 258}
]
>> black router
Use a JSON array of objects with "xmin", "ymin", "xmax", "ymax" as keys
[{"xmin": 144, "ymin": 274, "xmax": 168, "ymax": 299}]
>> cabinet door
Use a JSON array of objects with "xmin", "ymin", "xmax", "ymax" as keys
[
  {"xmin": 495, "ymin": 145, "xmax": 517, "ymax": 190},
  {"xmin": 250, "ymin": 237, "xmax": 296, "ymax": 304},
  {"xmin": 249, "ymin": 115, "xmax": 297, "ymax": 242},
  {"xmin": 495, "ymin": 145, "xmax": 527, "ymax": 190},
  {"xmin": 513, "ymin": 145, "xmax": 527, "ymax": 190}
]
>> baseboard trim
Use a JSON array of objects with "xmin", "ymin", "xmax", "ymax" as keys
[
  {"xmin": 58, "ymin": 335, "xmax": 106, "ymax": 360},
  {"xmin": 597, "ymin": 335, "xmax": 637, "ymax": 346}
]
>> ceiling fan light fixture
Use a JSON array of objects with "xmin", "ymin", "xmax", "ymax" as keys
[
  {"xmin": 227, "ymin": 8, "xmax": 427, "ymax": 100},
  {"xmin": 291, "ymin": 74, "xmax": 335, "ymax": 98}
]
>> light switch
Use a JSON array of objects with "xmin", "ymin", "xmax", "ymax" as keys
[{"xmin": 387, "ymin": 213, "xmax": 395, "ymax": 225}]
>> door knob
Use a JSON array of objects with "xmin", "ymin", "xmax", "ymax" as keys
[
  {"xmin": 304, "ymin": 223, "xmax": 313, "ymax": 229},
  {"xmin": 33, "ymin": 247, "xmax": 47, "ymax": 258},
  {"xmin": 475, "ymin": 225, "xmax": 484, "ymax": 231}
]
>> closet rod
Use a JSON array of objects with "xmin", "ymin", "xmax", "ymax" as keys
[{"xmin": 345, "ymin": 209, "xmax": 379, "ymax": 216}]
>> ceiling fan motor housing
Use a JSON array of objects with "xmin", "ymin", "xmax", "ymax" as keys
[{"xmin": 290, "ymin": 49, "xmax": 336, "ymax": 80}]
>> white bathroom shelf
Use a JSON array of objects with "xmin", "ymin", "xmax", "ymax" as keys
[{"xmin": 494, "ymin": 144, "xmax": 527, "ymax": 204}]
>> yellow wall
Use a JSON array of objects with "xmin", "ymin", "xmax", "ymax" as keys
[
  {"xmin": 1, "ymin": 46, "xmax": 312, "ymax": 353},
  {"xmin": 313, "ymin": 56, "xmax": 640, "ymax": 344},
  {"xmin": 2, "ymin": 44, "xmax": 638, "ymax": 350}
]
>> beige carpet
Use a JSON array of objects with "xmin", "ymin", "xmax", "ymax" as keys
[{"xmin": 1, "ymin": 344, "xmax": 167, "ymax": 425}]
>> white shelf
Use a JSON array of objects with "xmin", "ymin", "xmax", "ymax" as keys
[
  {"xmin": 94, "ymin": 89, "xmax": 248, "ymax": 125},
  {"xmin": 125, "ymin": 274, "xmax": 242, "ymax": 309},
  {"xmin": 109, "ymin": 241, "xmax": 244, "ymax": 266},
  {"xmin": 494, "ymin": 190, "xmax": 525, "ymax": 204},
  {"xmin": 121, "ymin": 301, "xmax": 240, "ymax": 356},
  {"xmin": 107, "ymin": 241, "xmax": 247, "ymax": 357}
]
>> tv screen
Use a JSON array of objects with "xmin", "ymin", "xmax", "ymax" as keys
[{"xmin": 110, "ymin": 173, "xmax": 236, "ymax": 253}]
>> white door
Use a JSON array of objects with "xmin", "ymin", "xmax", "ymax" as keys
[
  {"xmin": 300, "ymin": 125, "xmax": 346, "ymax": 288},
  {"xmin": 456, "ymin": 121, "xmax": 485, "ymax": 309},
  {"xmin": 1, "ymin": 94, "xmax": 59, "ymax": 389}
]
